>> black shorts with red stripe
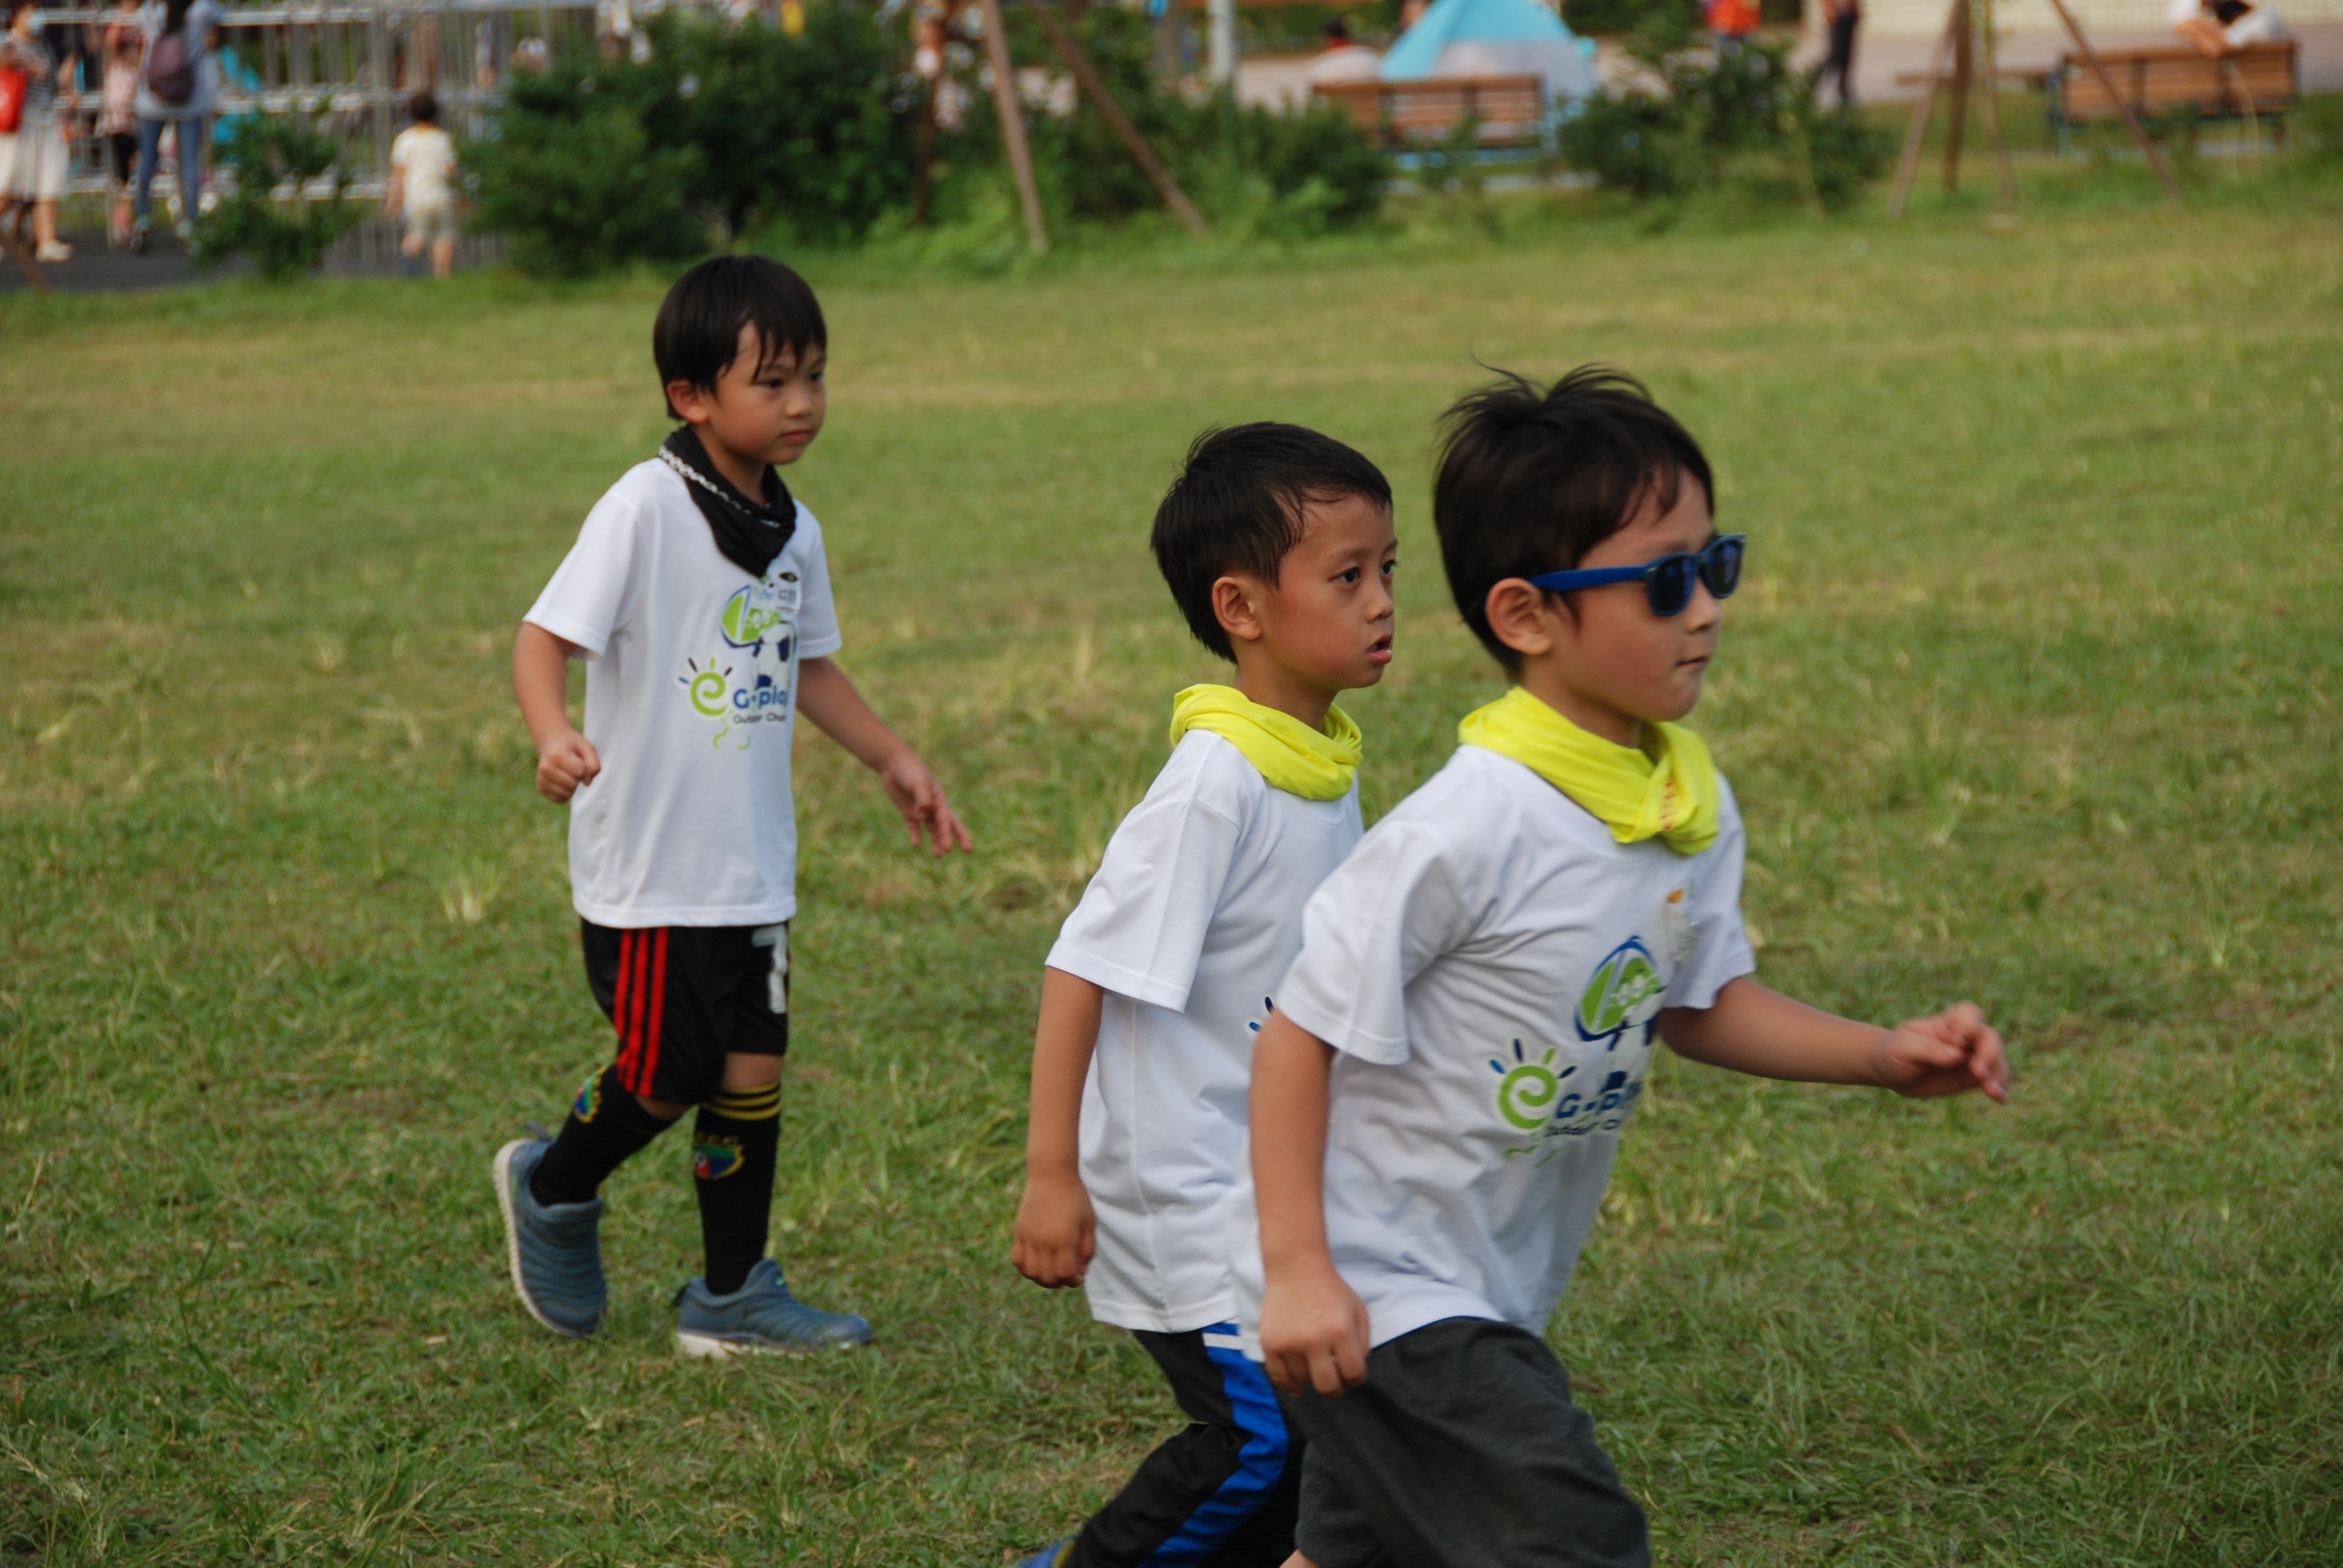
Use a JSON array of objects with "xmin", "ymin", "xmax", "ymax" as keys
[{"xmin": 580, "ymin": 919, "xmax": 790, "ymax": 1106}]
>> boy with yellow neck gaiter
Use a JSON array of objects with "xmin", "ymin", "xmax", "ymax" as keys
[
  {"xmin": 1010, "ymin": 423, "xmax": 1398, "ymax": 1568},
  {"xmin": 1239, "ymin": 368, "xmax": 2012, "ymax": 1568}
]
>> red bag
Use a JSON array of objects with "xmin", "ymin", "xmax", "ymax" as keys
[{"xmin": 0, "ymin": 66, "xmax": 27, "ymax": 135}]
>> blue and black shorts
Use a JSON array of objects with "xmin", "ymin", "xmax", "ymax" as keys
[{"xmin": 1067, "ymin": 1322, "xmax": 1302, "ymax": 1568}]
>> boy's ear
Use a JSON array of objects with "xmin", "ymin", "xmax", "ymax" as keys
[
  {"xmin": 1485, "ymin": 578, "xmax": 1561, "ymax": 659},
  {"xmin": 1211, "ymin": 575, "xmax": 1266, "ymax": 648},
  {"xmin": 665, "ymin": 379, "xmax": 713, "ymax": 426}
]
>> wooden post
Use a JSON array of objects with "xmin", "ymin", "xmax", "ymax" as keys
[
  {"xmin": 1976, "ymin": 0, "xmax": 2017, "ymax": 206},
  {"xmin": 1942, "ymin": 0, "xmax": 1971, "ymax": 191},
  {"xmin": 978, "ymin": 0, "xmax": 1050, "ymax": 253},
  {"xmin": 1889, "ymin": 0, "xmax": 1958, "ymax": 218},
  {"xmin": 1020, "ymin": 0, "xmax": 1208, "ymax": 235},
  {"xmin": 2041, "ymin": 0, "xmax": 2184, "ymax": 200}
]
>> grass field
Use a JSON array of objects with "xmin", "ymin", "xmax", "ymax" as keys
[{"xmin": 5, "ymin": 177, "xmax": 2342, "ymax": 1565}]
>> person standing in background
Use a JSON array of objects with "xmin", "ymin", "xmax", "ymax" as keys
[
  {"xmin": 100, "ymin": 0, "xmax": 141, "ymax": 248},
  {"xmin": 386, "ymin": 88, "xmax": 459, "ymax": 278},
  {"xmin": 2169, "ymin": 0, "xmax": 2286, "ymax": 56},
  {"xmin": 1, "ymin": 0, "xmax": 79, "ymax": 264},
  {"xmin": 1704, "ymin": 0, "xmax": 1760, "ymax": 55},
  {"xmin": 1305, "ymin": 17, "xmax": 1382, "ymax": 90},
  {"xmin": 129, "ymin": 0, "xmax": 221, "ymax": 252},
  {"xmin": 1817, "ymin": 0, "xmax": 1860, "ymax": 105}
]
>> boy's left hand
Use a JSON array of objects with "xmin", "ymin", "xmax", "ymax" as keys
[
  {"xmin": 880, "ymin": 752, "xmax": 973, "ymax": 856},
  {"xmin": 1871, "ymin": 1002, "xmax": 2010, "ymax": 1103}
]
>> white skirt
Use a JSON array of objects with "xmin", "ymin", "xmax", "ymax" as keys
[{"xmin": 0, "ymin": 122, "xmax": 70, "ymax": 201}]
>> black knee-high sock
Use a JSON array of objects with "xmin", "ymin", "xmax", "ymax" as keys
[
  {"xmin": 531, "ymin": 1065, "xmax": 678, "ymax": 1207},
  {"xmin": 693, "ymin": 1082, "xmax": 781, "ymax": 1296}
]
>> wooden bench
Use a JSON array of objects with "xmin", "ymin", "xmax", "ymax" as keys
[
  {"xmin": 1313, "ymin": 74, "xmax": 1547, "ymax": 149},
  {"xmin": 2051, "ymin": 41, "xmax": 2296, "ymax": 144}
]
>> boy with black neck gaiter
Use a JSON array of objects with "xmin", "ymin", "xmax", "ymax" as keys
[{"xmin": 499, "ymin": 255, "xmax": 973, "ymax": 1356}]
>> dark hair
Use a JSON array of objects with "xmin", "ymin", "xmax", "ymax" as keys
[
  {"xmin": 162, "ymin": 0, "xmax": 191, "ymax": 34},
  {"xmin": 1434, "ymin": 366, "xmax": 1713, "ymax": 670},
  {"xmin": 410, "ymin": 89, "xmax": 438, "ymax": 124},
  {"xmin": 1151, "ymin": 422, "xmax": 1392, "ymax": 662},
  {"xmin": 653, "ymin": 255, "xmax": 827, "ymax": 418},
  {"xmin": 1324, "ymin": 16, "xmax": 1352, "ymax": 41}
]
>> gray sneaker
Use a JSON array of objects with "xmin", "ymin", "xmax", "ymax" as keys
[
  {"xmin": 673, "ymin": 1258, "xmax": 872, "ymax": 1358},
  {"xmin": 493, "ymin": 1137, "xmax": 607, "ymax": 1339}
]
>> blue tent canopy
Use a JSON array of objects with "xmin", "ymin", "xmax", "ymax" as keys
[{"xmin": 1381, "ymin": 0, "xmax": 1597, "ymax": 99}]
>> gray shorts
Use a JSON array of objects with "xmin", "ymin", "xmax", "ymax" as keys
[
  {"xmin": 1278, "ymin": 1317, "xmax": 1650, "ymax": 1568},
  {"xmin": 404, "ymin": 199, "xmax": 460, "ymax": 244}
]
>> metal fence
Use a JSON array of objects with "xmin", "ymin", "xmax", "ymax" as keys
[{"xmin": 43, "ymin": 0, "xmax": 619, "ymax": 206}]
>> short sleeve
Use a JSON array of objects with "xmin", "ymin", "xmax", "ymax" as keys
[
  {"xmin": 1046, "ymin": 746, "xmax": 1246, "ymax": 1011},
  {"xmin": 1662, "ymin": 775, "xmax": 1758, "ymax": 1010},
  {"xmin": 390, "ymin": 131, "xmax": 411, "ymax": 171},
  {"xmin": 791, "ymin": 509, "xmax": 843, "ymax": 661},
  {"xmin": 525, "ymin": 488, "xmax": 643, "ymax": 659},
  {"xmin": 1275, "ymin": 819, "xmax": 1475, "ymax": 1066}
]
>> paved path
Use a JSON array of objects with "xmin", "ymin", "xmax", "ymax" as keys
[{"xmin": 0, "ymin": 226, "xmax": 428, "ymax": 296}]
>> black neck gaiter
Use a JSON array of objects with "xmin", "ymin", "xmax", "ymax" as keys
[{"xmin": 658, "ymin": 427, "xmax": 799, "ymax": 578}]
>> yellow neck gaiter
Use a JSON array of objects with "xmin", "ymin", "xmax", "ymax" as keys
[
  {"xmin": 1170, "ymin": 684, "xmax": 1363, "ymax": 802},
  {"xmin": 1457, "ymin": 685, "xmax": 1720, "ymax": 854}
]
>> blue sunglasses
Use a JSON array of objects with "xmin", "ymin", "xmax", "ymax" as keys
[{"xmin": 1527, "ymin": 534, "xmax": 1746, "ymax": 618}]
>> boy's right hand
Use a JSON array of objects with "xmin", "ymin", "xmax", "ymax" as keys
[
  {"xmin": 1011, "ymin": 1169, "xmax": 1095, "ymax": 1288},
  {"xmin": 535, "ymin": 730, "xmax": 602, "ymax": 803},
  {"xmin": 1259, "ymin": 1263, "xmax": 1372, "ymax": 1396}
]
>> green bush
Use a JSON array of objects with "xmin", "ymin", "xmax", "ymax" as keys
[
  {"xmin": 471, "ymin": 8, "xmax": 911, "ymax": 273},
  {"xmin": 619, "ymin": 8, "xmax": 918, "ymax": 241},
  {"xmin": 466, "ymin": 78, "xmax": 704, "ymax": 277},
  {"xmin": 989, "ymin": 6, "xmax": 1391, "ymax": 233},
  {"xmin": 1557, "ymin": 89, "xmax": 1694, "ymax": 197},
  {"xmin": 1557, "ymin": 40, "xmax": 1889, "ymax": 211},
  {"xmin": 1562, "ymin": 0, "xmax": 1696, "ymax": 44},
  {"xmin": 2296, "ymin": 94, "xmax": 2343, "ymax": 165},
  {"xmin": 470, "ymin": 0, "xmax": 1387, "ymax": 271},
  {"xmin": 195, "ymin": 114, "xmax": 362, "ymax": 281}
]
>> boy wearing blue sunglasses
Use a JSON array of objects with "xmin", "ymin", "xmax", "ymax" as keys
[{"xmin": 1231, "ymin": 367, "xmax": 2010, "ymax": 1568}]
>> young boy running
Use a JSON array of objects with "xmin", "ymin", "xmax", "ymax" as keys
[
  {"xmin": 1010, "ymin": 425, "xmax": 1400, "ymax": 1568},
  {"xmin": 496, "ymin": 256, "xmax": 971, "ymax": 1356},
  {"xmin": 1239, "ymin": 368, "xmax": 2010, "ymax": 1567}
]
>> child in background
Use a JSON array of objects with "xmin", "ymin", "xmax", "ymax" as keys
[
  {"xmin": 1011, "ymin": 425, "xmax": 1398, "ymax": 1568},
  {"xmin": 0, "ymin": 0, "xmax": 77, "ymax": 264},
  {"xmin": 101, "ymin": 4, "xmax": 141, "ymax": 250},
  {"xmin": 497, "ymin": 256, "xmax": 971, "ymax": 1356},
  {"xmin": 385, "ymin": 89, "xmax": 458, "ymax": 278},
  {"xmin": 1240, "ymin": 368, "xmax": 2009, "ymax": 1568}
]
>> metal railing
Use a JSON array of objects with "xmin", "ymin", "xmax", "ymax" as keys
[{"xmin": 42, "ymin": 0, "xmax": 620, "ymax": 206}]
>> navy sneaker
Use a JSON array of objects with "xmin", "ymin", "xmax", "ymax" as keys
[
  {"xmin": 1013, "ymin": 1540, "xmax": 1074, "ymax": 1568},
  {"xmin": 493, "ymin": 1137, "xmax": 608, "ymax": 1339},
  {"xmin": 672, "ymin": 1258, "xmax": 872, "ymax": 1358}
]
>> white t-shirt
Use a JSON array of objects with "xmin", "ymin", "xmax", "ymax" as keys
[
  {"xmin": 391, "ymin": 125, "xmax": 457, "ymax": 209},
  {"xmin": 524, "ymin": 459, "xmax": 842, "ymax": 929},
  {"xmin": 2164, "ymin": 0, "xmax": 2286, "ymax": 39},
  {"xmin": 1230, "ymin": 743, "xmax": 1757, "ymax": 1355},
  {"xmin": 1049, "ymin": 731, "xmax": 1364, "ymax": 1334},
  {"xmin": 1305, "ymin": 44, "xmax": 1384, "ymax": 87}
]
